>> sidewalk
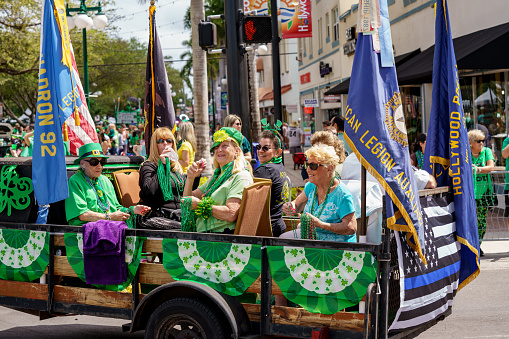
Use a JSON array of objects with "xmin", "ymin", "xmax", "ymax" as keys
[
  {"xmin": 481, "ymin": 240, "xmax": 509, "ymax": 255},
  {"xmin": 282, "ymin": 150, "xmax": 305, "ymax": 188}
]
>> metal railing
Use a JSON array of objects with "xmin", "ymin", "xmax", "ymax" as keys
[{"xmin": 476, "ymin": 170, "xmax": 509, "ymax": 241}]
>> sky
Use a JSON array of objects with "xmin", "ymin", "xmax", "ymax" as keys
[{"xmin": 109, "ymin": 0, "xmax": 192, "ymax": 72}]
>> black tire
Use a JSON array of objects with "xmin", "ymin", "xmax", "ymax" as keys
[{"xmin": 145, "ymin": 297, "xmax": 226, "ymax": 339}]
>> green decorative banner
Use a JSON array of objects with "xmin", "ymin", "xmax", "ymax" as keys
[
  {"xmin": 162, "ymin": 239, "xmax": 261, "ymax": 296},
  {"xmin": 64, "ymin": 233, "xmax": 145, "ymax": 291},
  {"xmin": 267, "ymin": 246, "xmax": 377, "ymax": 314},
  {"xmin": 0, "ymin": 229, "xmax": 49, "ymax": 282},
  {"xmin": 0, "ymin": 165, "xmax": 33, "ymax": 216}
]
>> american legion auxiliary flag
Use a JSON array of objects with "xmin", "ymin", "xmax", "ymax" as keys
[
  {"xmin": 344, "ymin": 0, "xmax": 426, "ymax": 263},
  {"xmin": 424, "ymin": 0, "xmax": 480, "ymax": 289},
  {"xmin": 34, "ymin": 0, "xmax": 97, "ymax": 220},
  {"xmin": 144, "ymin": 4, "xmax": 176, "ymax": 155}
]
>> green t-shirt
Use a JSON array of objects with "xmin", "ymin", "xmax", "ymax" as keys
[
  {"xmin": 472, "ymin": 146, "xmax": 494, "ymax": 199},
  {"xmin": 241, "ymin": 136, "xmax": 251, "ymax": 154},
  {"xmin": 504, "ymin": 137, "xmax": 509, "ymax": 190},
  {"xmin": 65, "ymin": 172, "xmax": 123, "ymax": 226},
  {"xmin": 197, "ymin": 170, "xmax": 253, "ymax": 233}
]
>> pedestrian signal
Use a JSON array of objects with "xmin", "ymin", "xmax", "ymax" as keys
[
  {"xmin": 242, "ymin": 16, "xmax": 272, "ymax": 44},
  {"xmin": 198, "ymin": 21, "xmax": 217, "ymax": 49}
]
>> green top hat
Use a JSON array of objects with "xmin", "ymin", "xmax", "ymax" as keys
[
  {"xmin": 210, "ymin": 127, "xmax": 243, "ymax": 152},
  {"xmin": 74, "ymin": 143, "xmax": 109, "ymax": 165}
]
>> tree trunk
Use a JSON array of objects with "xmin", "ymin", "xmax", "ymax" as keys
[
  {"xmin": 190, "ymin": 0, "xmax": 212, "ymax": 174},
  {"xmin": 247, "ymin": 50, "xmax": 261, "ymax": 143}
]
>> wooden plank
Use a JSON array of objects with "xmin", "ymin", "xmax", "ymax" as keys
[
  {"xmin": 43, "ymin": 256, "xmax": 77, "ymax": 277},
  {"xmin": 0, "ymin": 280, "xmax": 47, "ymax": 300},
  {"xmin": 243, "ymin": 304, "xmax": 365, "ymax": 332},
  {"xmin": 54, "ymin": 285, "xmax": 133, "ymax": 309},
  {"xmin": 54, "ymin": 234, "xmax": 65, "ymax": 247},
  {"xmin": 139, "ymin": 262, "xmax": 175, "ymax": 285},
  {"xmin": 142, "ymin": 239, "xmax": 163, "ymax": 253}
]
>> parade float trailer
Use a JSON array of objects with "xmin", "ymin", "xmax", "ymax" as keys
[{"xmin": 0, "ymin": 155, "xmax": 457, "ymax": 339}]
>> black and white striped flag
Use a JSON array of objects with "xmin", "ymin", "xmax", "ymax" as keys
[{"xmin": 389, "ymin": 194, "xmax": 460, "ymax": 332}]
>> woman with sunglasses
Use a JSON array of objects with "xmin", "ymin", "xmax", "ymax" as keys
[
  {"xmin": 138, "ymin": 127, "xmax": 184, "ymax": 229},
  {"xmin": 183, "ymin": 127, "xmax": 253, "ymax": 234},
  {"xmin": 65, "ymin": 143, "xmax": 150, "ymax": 226},
  {"xmin": 469, "ymin": 129, "xmax": 495, "ymax": 256},
  {"xmin": 253, "ymin": 130, "xmax": 288, "ymax": 236},
  {"xmin": 224, "ymin": 115, "xmax": 252, "ymax": 163},
  {"xmin": 281, "ymin": 144, "xmax": 357, "ymax": 242}
]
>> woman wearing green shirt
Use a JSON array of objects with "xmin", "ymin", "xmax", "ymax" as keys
[
  {"xmin": 65, "ymin": 143, "xmax": 151, "ymax": 226},
  {"xmin": 183, "ymin": 127, "xmax": 253, "ymax": 233}
]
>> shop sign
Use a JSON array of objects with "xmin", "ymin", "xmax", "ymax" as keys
[
  {"xmin": 300, "ymin": 72, "xmax": 311, "ymax": 84},
  {"xmin": 344, "ymin": 39, "xmax": 356, "ymax": 55},
  {"xmin": 286, "ymin": 104, "xmax": 298, "ymax": 114},
  {"xmin": 346, "ymin": 26, "xmax": 356, "ymax": 41},
  {"xmin": 221, "ymin": 92, "xmax": 227, "ymax": 109},
  {"xmin": 304, "ymin": 98, "xmax": 319, "ymax": 107},
  {"xmin": 303, "ymin": 126, "xmax": 312, "ymax": 146},
  {"xmin": 319, "ymin": 62, "xmax": 332, "ymax": 78},
  {"xmin": 304, "ymin": 107, "xmax": 314, "ymax": 114},
  {"xmin": 324, "ymin": 95, "xmax": 341, "ymax": 103}
]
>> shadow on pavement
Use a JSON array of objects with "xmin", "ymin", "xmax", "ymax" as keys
[{"xmin": 0, "ymin": 324, "xmax": 145, "ymax": 339}]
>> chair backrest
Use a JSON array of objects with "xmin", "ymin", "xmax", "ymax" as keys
[
  {"xmin": 112, "ymin": 169, "xmax": 140, "ymax": 207},
  {"xmin": 235, "ymin": 181, "xmax": 272, "ymax": 237}
]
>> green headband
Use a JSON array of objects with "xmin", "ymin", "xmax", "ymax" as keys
[{"xmin": 261, "ymin": 118, "xmax": 283, "ymax": 149}]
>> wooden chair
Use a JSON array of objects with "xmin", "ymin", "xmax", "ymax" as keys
[
  {"xmin": 112, "ymin": 169, "xmax": 141, "ymax": 208},
  {"xmin": 234, "ymin": 181, "xmax": 273, "ymax": 237}
]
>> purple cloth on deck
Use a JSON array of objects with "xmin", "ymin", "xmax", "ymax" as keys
[{"xmin": 83, "ymin": 220, "xmax": 128, "ymax": 285}]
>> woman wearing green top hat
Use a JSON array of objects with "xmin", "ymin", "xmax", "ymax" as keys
[
  {"xmin": 65, "ymin": 143, "xmax": 151, "ymax": 226},
  {"xmin": 182, "ymin": 127, "xmax": 253, "ymax": 234}
]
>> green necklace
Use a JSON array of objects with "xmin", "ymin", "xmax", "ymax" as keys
[
  {"xmin": 416, "ymin": 150, "xmax": 424, "ymax": 169},
  {"xmin": 301, "ymin": 176, "xmax": 335, "ymax": 240},
  {"xmin": 79, "ymin": 169, "xmax": 110, "ymax": 212},
  {"xmin": 259, "ymin": 156, "xmax": 282, "ymax": 166},
  {"xmin": 157, "ymin": 160, "xmax": 185, "ymax": 201},
  {"xmin": 202, "ymin": 161, "xmax": 234, "ymax": 197}
]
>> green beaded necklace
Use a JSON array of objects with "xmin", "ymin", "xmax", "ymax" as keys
[
  {"xmin": 157, "ymin": 159, "xmax": 185, "ymax": 201},
  {"xmin": 202, "ymin": 161, "xmax": 234, "ymax": 197},
  {"xmin": 300, "ymin": 176, "xmax": 336, "ymax": 240}
]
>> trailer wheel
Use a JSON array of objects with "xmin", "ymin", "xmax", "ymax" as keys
[{"xmin": 145, "ymin": 297, "xmax": 226, "ymax": 339}]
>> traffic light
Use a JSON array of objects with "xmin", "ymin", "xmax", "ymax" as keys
[
  {"xmin": 198, "ymin": 21, "xmax": 217, "ymax": 49},
  {"xmin": 242, "ymin": 15, "xmax": 272, "ymax": 44}
]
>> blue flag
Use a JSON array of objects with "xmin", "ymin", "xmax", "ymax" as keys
[
  {"xmin": 344, "ymin": 32, "xmax": 426, "ymax": 263},
  {"xmin": 424, "ymin": 0, "xmax": 480, "ymax": 290},
  {"xmin": 33, "ymin": 0, "xmax": 78, "ymax": 214}
]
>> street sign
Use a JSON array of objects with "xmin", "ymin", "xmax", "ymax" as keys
[{"xmin": 304, "ymin": 99, "xmax": 319, "ymax": 107}]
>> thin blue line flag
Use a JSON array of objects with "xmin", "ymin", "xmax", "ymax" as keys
[{"xmin": 423, "ymin": 0, "xmax": 480, "ymax": 290}]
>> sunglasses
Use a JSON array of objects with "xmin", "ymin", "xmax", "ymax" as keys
[
  {"xmin": 475, "ymin": 140, "xmax": 484, "ymax": 144},
  {"xmin": 84, "ymin": 158, "xmax": 107, "ymax": 167},
  {"xmin": 235, "ymin": 122, "xmax": 242, "ymax": 126},
  {"xmin": 156, "ymin": 138, "xmax": 174, "ymax": 144},
  {"xmin": 256, "ymin": 144, "xmax": 275, "ymax": 152},
  {"xmin": 304, "ymin": 162, "xmax": 326, "ymax": 170}
]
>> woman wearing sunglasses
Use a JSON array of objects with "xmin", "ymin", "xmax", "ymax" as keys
[
  {"xmin": 469, "ymin": 129, "xmax": 495, "ymax": 256},
  {"xmin": 183, "ymin": 127, "xmax": 253, "ymax": 234},
  {"xmin": 65, "ymin": 143, "xmax": 151, "ymax": 226},
  {"xmin": 281, "ymin": 144, "xmax": 357, "ymax": 242},
  {"xmin": 253, "ymin": 130, "xmax": 288, "ymax": 236},
  {"xmin": 138, "ymin": 127, "xmax": 184, "ymax": 229}
]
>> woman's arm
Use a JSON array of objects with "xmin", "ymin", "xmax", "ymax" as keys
[
  {"xmin": 183, "ymin": 160, "xmax": 205, "ymax": 199},
  {"xmin": 210, "ymin": 198, "xmax": 241, "ymax": 222},
  {"xmin": 474, "ymin": 159, "xmax": 495, "ymax": 174},
  {"xmin": 179, "ymin": 150, "xmax": 190, "ymax": 168},
  {"xmin": 282, "ymin": 189, "xmax": 308, "ymax": 215},
  {"xmin": 24, "ymin": 131, "xmax": 34, "ymax": 146},
  {"xmin": 79, "ymin": 210, "xmax": 130, "ymax": 222},
  {"xmin": 139, "ymin": 163, "xmax": 160, "ymax": 196},
  {"xmin": 308, "ymin": 211, "xmax": 357, "ymax": 235}
]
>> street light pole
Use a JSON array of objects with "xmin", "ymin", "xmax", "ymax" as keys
[{"xmin": 66, "ymin": 0, "xmax": 108, "ymax": 109}]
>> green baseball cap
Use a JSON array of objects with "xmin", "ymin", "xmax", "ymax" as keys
[
  {"xmin": 210, "ymin": 127, "xmax": 243, "ymax": 152},
  {"xmin": 74, "ymin": 142, "xmax": 109, "ymax": 165}
]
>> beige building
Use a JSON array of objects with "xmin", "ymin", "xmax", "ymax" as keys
[{"xmin": 299, "ymin": 0, "xmax": 509, "ymax": 159}]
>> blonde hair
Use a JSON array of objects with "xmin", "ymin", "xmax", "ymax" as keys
[
  {"xmin": 212, "ymin": 137, "xmax": 247, "ymax": 174},
  {"xmin": 179, "ymin": 121, "xmax": 197, "ymax": 152},
  {"xmin": 468, "ymin": 129, "xmax": 485, "ymax": 144},
  {"xmin": 310, "ymin": 131, "xmax": 346, "ymax": 163},
  {"xmin": 305, "ymin": 144, "xmax": 340, "ymax": 167},
  {"xmin": 147, "ymin": 127, "xmax": 183, "ymax": 174},
  {"xmin": 224, "ymin": 115, "xmax": 242, "ymax": 127}
]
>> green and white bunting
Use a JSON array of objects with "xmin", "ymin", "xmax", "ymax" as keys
[
  {"xmin": 64, "ymin": 233, "xmax": 145, "ymax": 291},
  {"xmin": 162, "ymin": 239, "xmax": 261, "ymax": 296},
  {"xmin": 0, "ymin": 229, "xmax": 49, "ymax": 282},
  {"xmin": 267, "ymin": 246, "xmax": 377, "ymax": 314}
]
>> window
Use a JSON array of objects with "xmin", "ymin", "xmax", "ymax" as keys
[
  {"xmin": 325, "ymin": 13, "xmax": 330, "ymax": 42},
  {"xmin": 332, "ymin": 7, "xmax": 339, "ymax": 42},
  {"xmin": 318, "ymin": 18, "xmax": 323, "ymax": 52},
  {"xmin": 387, "ymin": 0, "xmax": 395, "ymax": 5},
  {"xmin": 302, "ymin": 37, "xmax": 307, "ymax": 57},
  {"xmin": 403, "ymin": 0, "xmax": 417, "ymax": 6},
  {"xmin": 308, "ymin": 37, "xmax": 313, "ymax": 58}
]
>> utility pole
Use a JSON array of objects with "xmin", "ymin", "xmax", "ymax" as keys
[{"xmin": 270, "ymin": 0, "xmax": 282, "ymax": 123}]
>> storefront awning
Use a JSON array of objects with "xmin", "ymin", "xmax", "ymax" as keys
[
  {"xmin": 258, "ymin": 84, "xmax": 292, "ymax": 101},
  {"xmin": 324, "ymin": 48, "xmax": 422, "ymax": 95},
  {"xmin": 397, "ymin": 22, "xmax": 509, "ymax": 85},
  {"xmin": 256, "ymin": 58, "xmax": 264, "ymax": 72}
]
